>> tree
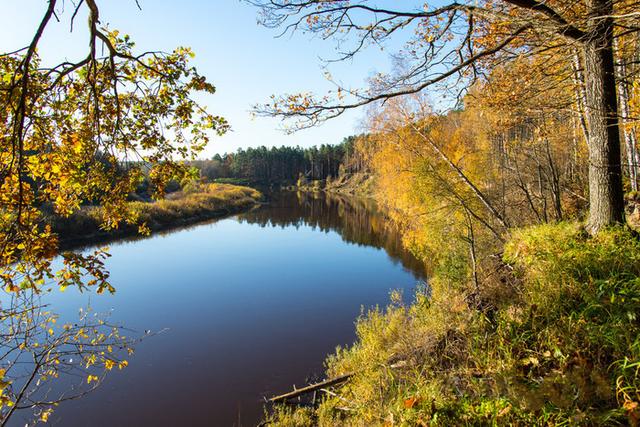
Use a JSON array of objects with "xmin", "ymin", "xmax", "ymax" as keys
[
  {"xmin": 249, "ymin": 0, "xmax": 640, "ymax": 233},
  {"xmin": 1, "ymin": 0, "xmax": 226, "ymax": 422}
]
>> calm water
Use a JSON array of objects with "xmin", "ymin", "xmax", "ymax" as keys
[{"xmin": 15, "ymin": 191, "xmax": 426, "ymax": 426}]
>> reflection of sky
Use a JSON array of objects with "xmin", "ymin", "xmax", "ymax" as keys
[
  {"xmin": 34, "ymin": 212, "xmax": 420, "ymax": 426},
  {"xmin": 46, "ymin": 217, "xmax": 417, "ymax": 332},
  {"xmin": 1, "ymin": 1, "xmax": 420, "ymax": 157}
]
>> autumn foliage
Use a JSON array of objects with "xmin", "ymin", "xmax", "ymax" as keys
[{"xmin": 0, "ymin": 1, "xmax": 227, "ymax": 423}]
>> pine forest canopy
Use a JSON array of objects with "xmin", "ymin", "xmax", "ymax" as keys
[{"xmin": 192, "ymin": 138, "xmax": 367, "ymax": 183}]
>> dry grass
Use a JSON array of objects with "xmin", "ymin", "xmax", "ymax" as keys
[{"xmin": 50, "ymin": 183, "xmax": 262, "ymax": 248}]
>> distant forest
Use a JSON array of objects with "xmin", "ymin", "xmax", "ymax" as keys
[{"xmin": 189, "ymin": 136, "xmax": 369, "ymax": 183}]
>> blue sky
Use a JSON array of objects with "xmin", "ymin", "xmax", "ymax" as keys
[{"xmin": 2, "ymin": 0, "xmax": 414, "ymax": 158}]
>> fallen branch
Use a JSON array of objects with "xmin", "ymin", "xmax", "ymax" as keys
[
  {"xmin": 267, "ymin": 360, "xmax": 407, "ymax": 404},
  {"xmin": 267, "ymin": 373, "xmax": 353, "ymax": 404}
]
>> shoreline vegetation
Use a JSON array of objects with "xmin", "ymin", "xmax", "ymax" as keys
[
  {"xmin": 49, "ymin": 183, "xmax": 262, "ymax": 250},
  {"xmin": 293, "ymin": 173, "xmax": 375, "ymax": 198}
]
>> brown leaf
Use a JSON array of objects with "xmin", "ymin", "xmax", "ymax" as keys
[{"xmin": 404, "ymin": 396, "xmax": 420, "ymax": 409}]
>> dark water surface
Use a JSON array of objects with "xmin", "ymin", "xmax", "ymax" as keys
[{"xmin": 26, "ymin": 192, "xmax": 426, "ymax": 426}]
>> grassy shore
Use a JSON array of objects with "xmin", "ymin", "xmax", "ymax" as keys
[
  {"xmin": 51, "ymin": 183, "xmax": 262, "ymax": 249},
  {"xmin": 295, "ymin": 173, "xmax": 376, "ymax": 197},
  {"xmin": 266, "ymin": 222, "xmax": 640, "ymax": 426}
]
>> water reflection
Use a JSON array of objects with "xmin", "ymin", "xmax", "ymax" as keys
[{"xmin": 239, "ymin": 191, "xmax": 428, "ymax": 280}]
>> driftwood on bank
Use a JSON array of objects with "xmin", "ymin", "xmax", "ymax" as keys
[
  {"xmin": 267, "ymin": 372, "xmax": 353, "ymax": 404},
  {"xmin": 266, "ymin": 360, "xmax": 407, "ymax": 404}
]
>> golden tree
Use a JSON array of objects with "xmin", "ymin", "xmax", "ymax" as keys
[
  {"xmin": 0, "ymin": 1, "xmax": 227, "ymax": 422},
  {"xmin": 250, "ymin": 0, "xmax": 640, "ymax": 233}
]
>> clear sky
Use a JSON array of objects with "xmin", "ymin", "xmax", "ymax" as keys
[{"xmin": 1, "ymin": 0, "xmax": 413, "ymax": 158}]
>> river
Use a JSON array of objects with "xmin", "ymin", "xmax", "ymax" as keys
[{"xmin": 11, "ymin": 191, "xmax": 426, "ymax": 426}]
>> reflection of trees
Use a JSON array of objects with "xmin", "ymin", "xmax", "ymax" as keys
[
  {"xmin": 238, "ymin": 192, "xmax": 428, "ymax": 280},
  {"xmin": 0, "ymin": 289, "xmax": 136, "ymax": 425}
]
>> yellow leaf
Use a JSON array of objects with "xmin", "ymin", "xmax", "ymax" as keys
[{"xmin": 40, "ymin": 408, "xmax": 53, "ymax": 422}]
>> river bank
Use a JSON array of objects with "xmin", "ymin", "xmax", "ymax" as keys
[
  {"xmin": 293, "ymin": 173, "xmax": 376, "ymax": 197},
  {"xmin": 265, "ymin": 221, "xmax": 640, "ymax": 426},
  {"xmin": 50, "ymin": 183, "xmax": 262, "ymax": 250}
]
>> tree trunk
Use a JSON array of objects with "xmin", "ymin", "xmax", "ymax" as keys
[
  {"xmin": 614, "ymin": 44, "xmax": 639, "ymax": 191},
  {"xmin": 583, "ymin": 0, "xmax": 625, "ymax": 233},
  {"xmin": 544, "ymin": 138, "xmax": 563, "ymax": 221},
  {"xmin": 572, "ymin": 50, "xmax": 590, "ymax": 144}
]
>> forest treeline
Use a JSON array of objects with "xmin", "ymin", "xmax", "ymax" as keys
[{"xmin": 189, "ymin": 137, "xmax": 368, "ymax": 183}]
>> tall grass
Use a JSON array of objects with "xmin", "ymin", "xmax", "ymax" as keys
[{"xmin": 50, "ymin": 183, "xmax": 262, "ymax": 248}]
